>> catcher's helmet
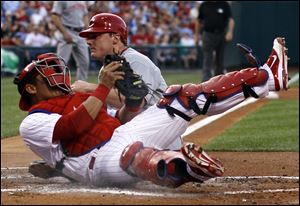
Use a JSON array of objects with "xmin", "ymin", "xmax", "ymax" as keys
[
  {"xmin": 13, "ymin": 53, "xmax": 72, "ymax": 111},
  {"xmin": 79, "ymin": 13, "xmax": 128, "ymax": 45}
]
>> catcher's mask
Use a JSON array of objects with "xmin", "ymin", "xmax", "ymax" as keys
[
  {"xmin": 79, "ymin": 13, "xmax": 128, "ymax": 45},
  {"xmin": 13, "ymin": 53, "xmax": 72, "ymax": 111}
]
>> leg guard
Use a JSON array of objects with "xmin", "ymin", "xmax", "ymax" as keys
[
  {"xmin": 119, "ymin": 141, "xmax": 223, "ymax": 188},
  {"xmin": 157, "ymin": 68, "xmax": 268, "ymax": 120},
  {"xmin": 120, "ymin": 141, "xmax": 198, "ymax": 188}
]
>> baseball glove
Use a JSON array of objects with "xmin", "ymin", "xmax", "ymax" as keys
[{"xmin": 104, "ymin": 54, "xmax": 149, "ymax": 108}]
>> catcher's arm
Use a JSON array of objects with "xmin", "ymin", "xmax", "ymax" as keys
[
  {"xmin": 52, "ymin": 62, "xmax": 124, "ymax": 142},
  {"xmin": 116, "ymin": 99, "xmax": 146, "ymax": 124},
  {"xmin": 71, "ymin": 80, "xmax": 124, "ymax": 109}
]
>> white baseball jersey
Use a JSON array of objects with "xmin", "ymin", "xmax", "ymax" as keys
[
  {"xmin": 103, "ymin": 47, "xmax": 167, "ymax": 111},
  {"xmin": 19, "ymin": 78, "xmax": 270, "ymax": 186},
  {"xmin": 122, "ymin": 47, "xmax": 168, "ymax": 108}
]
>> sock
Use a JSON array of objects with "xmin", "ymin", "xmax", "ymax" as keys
[{"xmin": 261, "ymin": 64, "xmax": 275, "ymax": 91}]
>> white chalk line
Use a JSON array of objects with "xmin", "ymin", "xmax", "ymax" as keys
[
  {"xmin": 2, "ymin": 167, "xmax": 299, "ymax": 181},
  {"xmin": 2, "ymin": 167, "xmax": 299, "ymax": 197},
  {"xmin": 288, "ymin": 72, "xmax": 299, "ymax": 86},
  {"xmin": 1, "ymin": 166, "xmax": 28, "ymax": 170},
  {"xmin": 212, "ymin": 176, "xmax": 299, "ymax": 181},
  {"xmin": 1, "ymin": 186, "xmax": 298, "ymax": 198},
  {"xmin": 1, "ymin": 175, "xmax": 33, "ymax": 180},
  {"xmin": 223, "ymin": 188, "xmax": 298, "ymax": 195},
  {"xmin": 182, "ymin": 97, "xmax": 257, "ymax": 137},
  {"xmin": 1, "ymin": 167, "xmax": 298, "ymax": 182}
]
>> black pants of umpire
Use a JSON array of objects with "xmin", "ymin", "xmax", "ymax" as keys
[{"xmin": 201, "ymin": 31, "xmax": 227, "ymax": 82}]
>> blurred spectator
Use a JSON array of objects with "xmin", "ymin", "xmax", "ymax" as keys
[
  {"xmin": 1, "ymin": 0, "xmax": 203, "ymax": 70},
  {"xmin": 1, "ymin": 11, "xmax": 19, "ymax": 46},
  {"xmin": 131, "ymin": 24, "xmax": 155, "ymax": 45},
  {"xmin": 14, "ymin": 2, "xmax": 30, "ymax": 26},
  {"xmin": 2, "ymin": 1, "xmax": 20, "ymax": 15},
  {"xmin": 179, "ymin": 28, "xmax": 197, "ymax": 69},
  {"xmin": 88, "ymin": 1, "xmax": 111, "ymax": 17},
  {"xmin": 30, "ymin": 2, "xmax": 48, "ymax": 25},
  {"xmin": 1, "ymin": 1, "xmax": 201, "ymax": 47},
  {"xmin": 24, "ymin": 24, "xmax": 50, "ymax": 47},
  {"xmin": 13, "ymin": 24, "xmax": 28, "ymax": 45}
]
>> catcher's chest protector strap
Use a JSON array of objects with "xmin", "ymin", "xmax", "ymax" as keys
[{"xmin": 157, "ymin": 68, "xmax": 268, "ymax": 120}]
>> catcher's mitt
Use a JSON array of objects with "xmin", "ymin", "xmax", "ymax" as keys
[{"xmin": 104, "ymin": 54, "xmax": 149, "ymax": 107}]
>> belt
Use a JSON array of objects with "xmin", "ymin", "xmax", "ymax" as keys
[{"xmin": 65, "ymin": 25, "xmax": 83, "ymax": 32}]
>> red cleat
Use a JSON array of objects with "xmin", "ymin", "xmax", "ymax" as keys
[
  {"xmin": 181, "ymin": 142, "xmax": 224, "ymax": 181},
  {"xmin": 265, "ymin": 37, "xmax": 289, "ymax": 91}
]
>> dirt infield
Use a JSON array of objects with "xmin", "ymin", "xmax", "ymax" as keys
[{"xmin": 1, "ymin": 88, "xmax": 299, "ymax": 205}]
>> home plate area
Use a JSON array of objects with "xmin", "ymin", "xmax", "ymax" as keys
[{"xmin": 1, "ymin": 167, "xmax": 299, "ymax": 205}]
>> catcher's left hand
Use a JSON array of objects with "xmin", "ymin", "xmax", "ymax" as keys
[{"xmin": 104, "ymin": 54, "xmax": 149, "ymax": 108}]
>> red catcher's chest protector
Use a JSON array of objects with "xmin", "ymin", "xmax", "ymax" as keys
[{"xmin": 29, "ymin": 92, "xmax": 121, "ymax": 156}]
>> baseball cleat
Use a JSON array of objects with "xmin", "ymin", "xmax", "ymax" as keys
[
  {"xmin": 265, "ymin": 37, "xmax": 289, "ymax": 91},
  {"xmin": 29, "ymin": 160, "xmax": 75, "ymax": 181},
  {"xmin": 29, "ymin": 160, "xmax": 61, "ymax": 179},
  {"xmin": 181, "ymin": 142, "xmax": 224, "ymax": 181}
]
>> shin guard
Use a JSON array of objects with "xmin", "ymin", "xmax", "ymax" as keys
[
  {"xmin": 157, "ymin": 68, "xmax": 268, "ymax": 120},
  {"xmin": 119, "ymin": 141, "xmax": 198, "ymax": 188}
]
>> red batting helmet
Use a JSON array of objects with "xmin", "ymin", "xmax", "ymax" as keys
[
  {"xmin": 79, "ymin": 13, "xmax": 128, "ymax": 45},
  {"xmin": 13, "ymin": 53, "xmax": 72, "ymax": 111}
]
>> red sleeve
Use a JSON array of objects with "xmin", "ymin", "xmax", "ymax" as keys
[
  {"xmin": 52, "ymin": 105, "xmax": 94, "ymax": 143},
  {"xmin": 52, "ymin": 84, "xmax": 110, "ymax": 143}
]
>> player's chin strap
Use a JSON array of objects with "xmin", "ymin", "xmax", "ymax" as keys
[{"xmin": 157, "ymin": 67, "xmax": 269, "ymax": 121}]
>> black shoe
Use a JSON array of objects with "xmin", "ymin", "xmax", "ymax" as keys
[{"xmin": 29, "ymin": 160, "xmax": 64, "ymax": 179}]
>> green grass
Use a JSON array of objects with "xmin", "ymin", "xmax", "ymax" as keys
[
  {"xmin": 161, "ymin": 70, "xmax": 202, "ymax": 85},
  {"xmin": 1, "ymin": 76, "xmax": 28, "ymax": 137},
  {"xmin": 86, "ymin": 70, "xmax": 203, "ymax": 85},
  {"xmin": 203, "ymin": 99, "xmax": 299, "ymax": 151}
]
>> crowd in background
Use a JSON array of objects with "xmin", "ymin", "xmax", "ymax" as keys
[
  {"xmin": 1, "ymin": 1, "xmax": 202, "ymax": 47},
  {"xmin": 1, "ymin": 1, "xmax": 204, "ymax": 70}
]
